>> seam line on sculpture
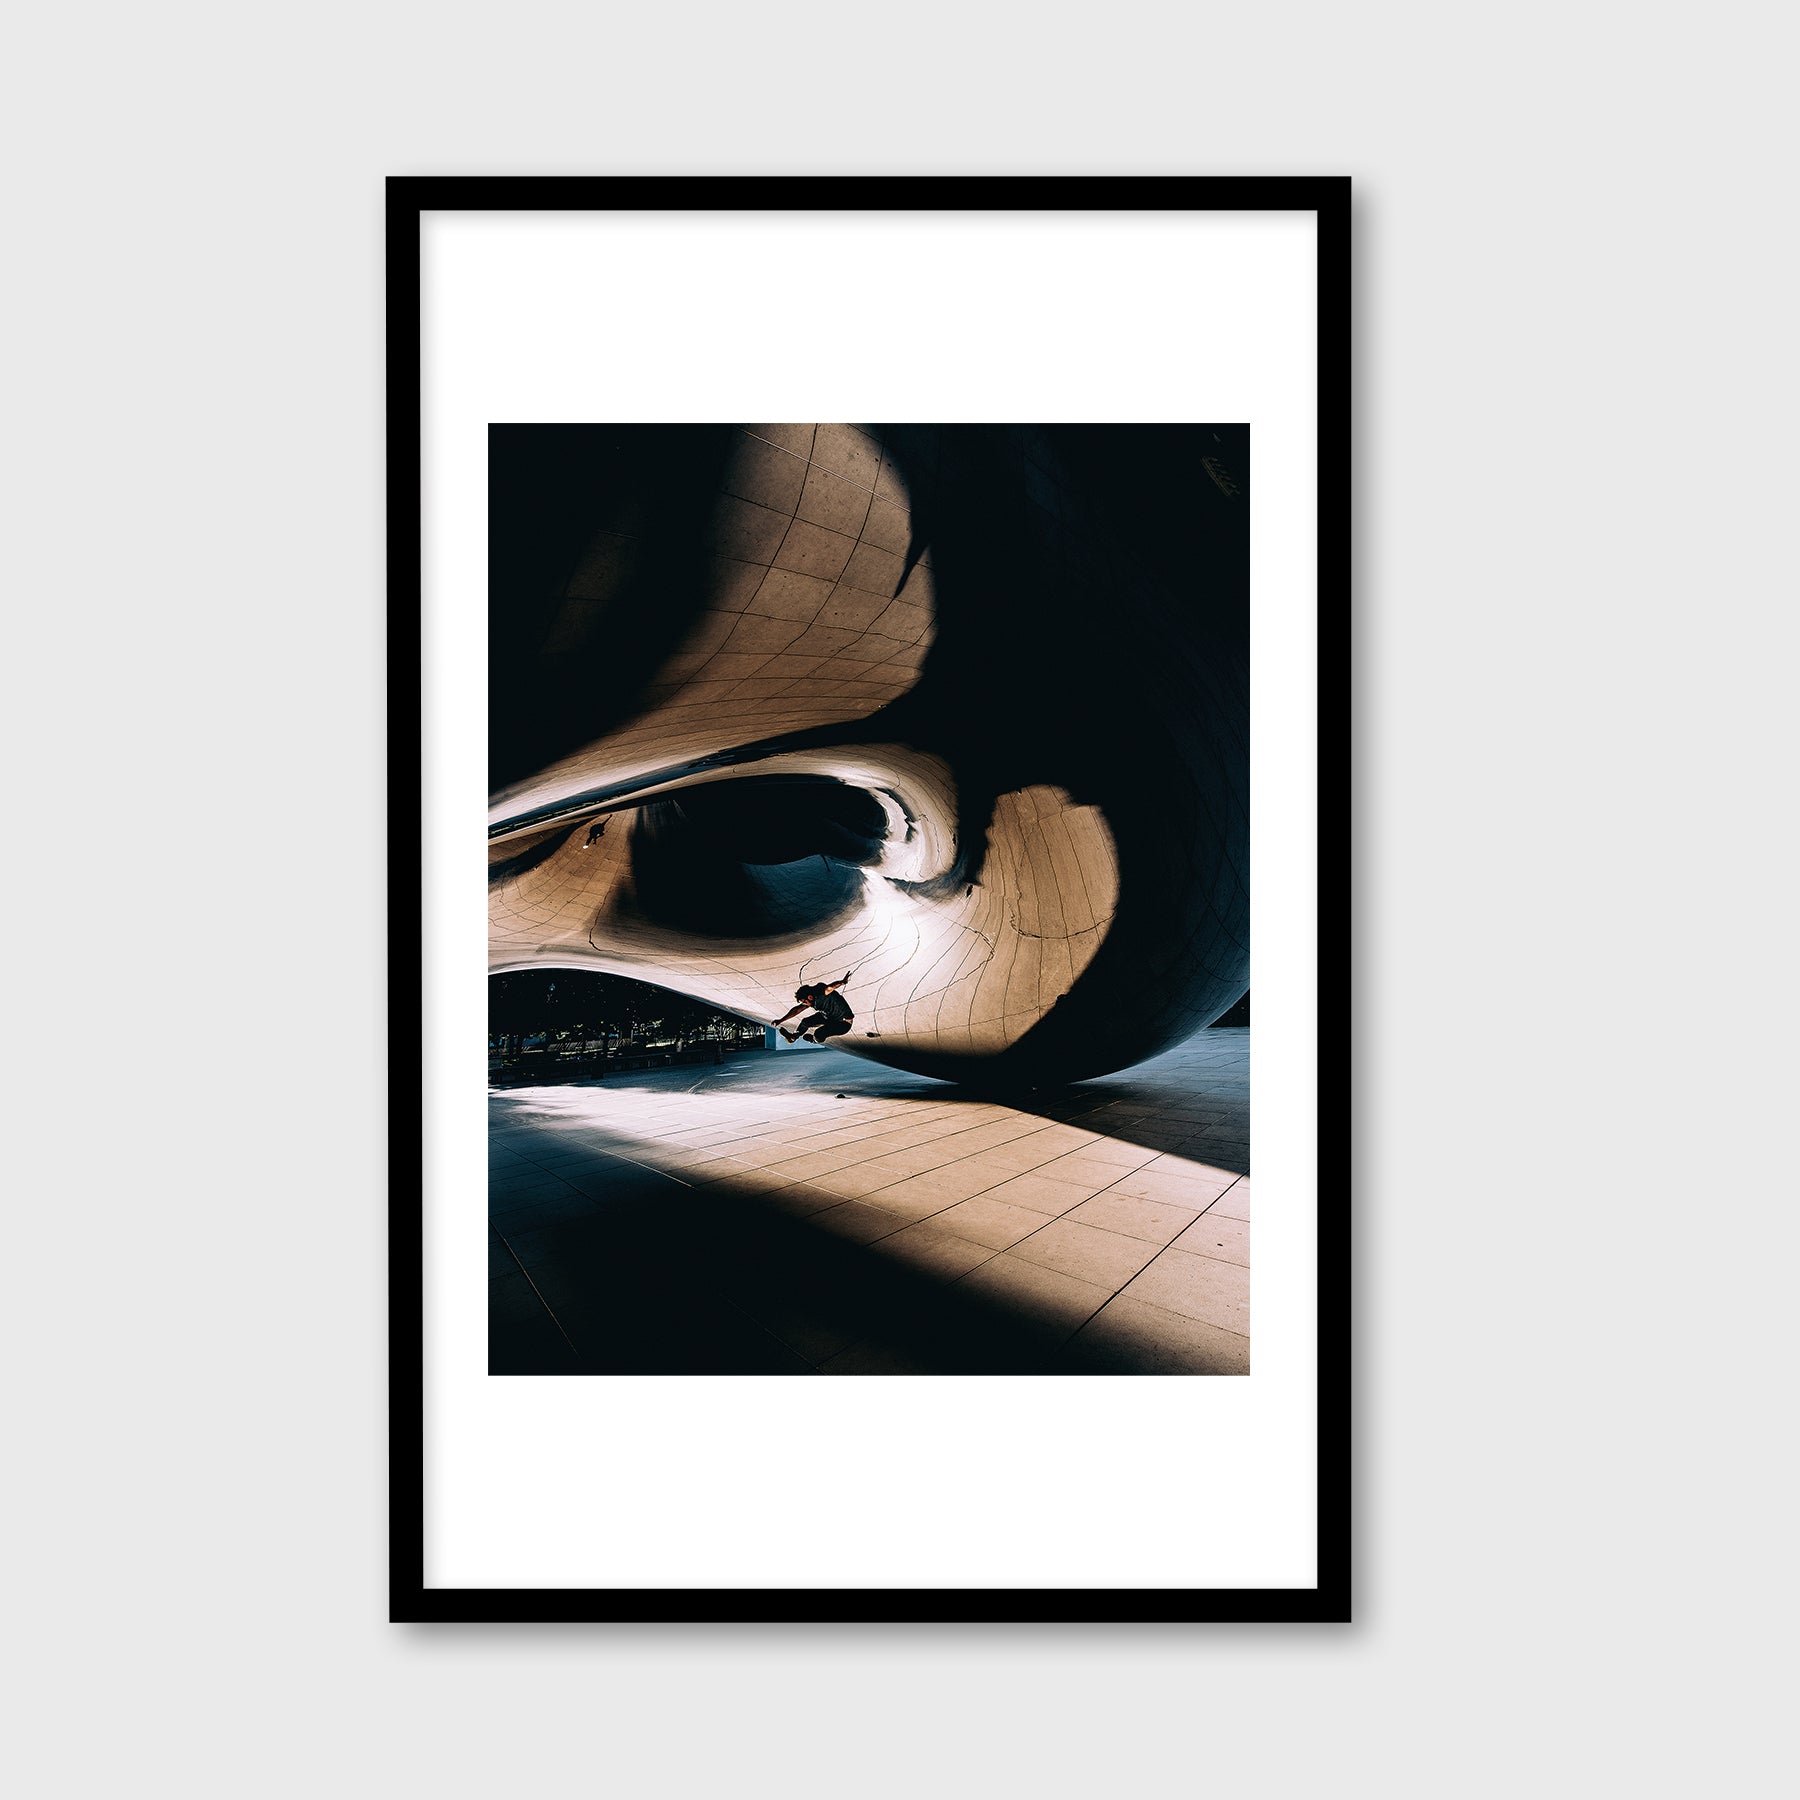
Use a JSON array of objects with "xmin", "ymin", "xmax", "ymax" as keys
[{"xmin": 741, "ymin": 428, "xmax": 889, "ymax": 505}]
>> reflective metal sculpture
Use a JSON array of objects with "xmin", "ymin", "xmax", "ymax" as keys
[{"xmin": 488, "ymin": 425, "xmax": 1248, "ymax": 1083}]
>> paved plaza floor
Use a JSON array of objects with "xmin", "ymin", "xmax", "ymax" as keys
[{"xmin": 489, "ymin": 1027, "xmax": 1249, "ymax": 1375}]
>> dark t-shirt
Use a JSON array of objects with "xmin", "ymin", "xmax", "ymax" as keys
[{"xmin": 820, "ymin": 987, "xmax": 854, "ymax": 1022}]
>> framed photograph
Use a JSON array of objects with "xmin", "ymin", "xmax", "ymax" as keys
[{"xmin": 392, "ymin": 176, "xmax": 1349, "ymax": 1621}]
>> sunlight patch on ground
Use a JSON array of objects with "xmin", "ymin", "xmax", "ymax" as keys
[{"xmin": 493, "ymin": 1077, "xmax": 1245, "ymax": 1200}]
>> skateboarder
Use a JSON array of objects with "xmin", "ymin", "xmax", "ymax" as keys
[{"xmin": 772, "ymin": 970, "xmax": 857, "ymax": 1044}]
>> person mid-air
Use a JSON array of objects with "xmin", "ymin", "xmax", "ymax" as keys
[{"xmin": 772, "ymin": 970, "xmax": 857, "ymax": 1044}]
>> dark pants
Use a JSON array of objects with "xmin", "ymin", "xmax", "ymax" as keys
[{"xmin": 798, "ymin": 1012, "xmax": 852, "ymax": 1041}]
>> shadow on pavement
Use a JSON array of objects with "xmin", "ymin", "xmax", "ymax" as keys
[
  {"xmin": 489, "ymin": 1028, "xmax": 1249, "ymax": 1375},
  {"xmin": 492, "ymin": 1153, "xmax": 1208, "ymax": 1376}
]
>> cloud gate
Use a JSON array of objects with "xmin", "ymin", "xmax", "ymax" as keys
[{"xmin": 488, "ymin": 423, "xmax": 1248, "ymax": 1084}]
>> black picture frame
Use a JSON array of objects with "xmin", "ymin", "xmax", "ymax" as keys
[{"xmin": 389, "ymin": 175, "xmax": 1350, "ymax": 1625}]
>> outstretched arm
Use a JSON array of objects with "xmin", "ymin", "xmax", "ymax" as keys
[
  {"xmin": 773, "ymin": 1004, "xmax": 809, "ymax": 1025},
  {"xmin": 824, "ymin": 969, "xmax": 856, "ymax": 992}
]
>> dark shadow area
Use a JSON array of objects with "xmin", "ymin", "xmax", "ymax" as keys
[
  {"xmin": 856, "ymin": 424, "xmax": 1250, "ymax": 1077},
  {"xmin": 656, "ymin": 773, "xmax": 888, "ymax": 866},
  {"xmin": 923, "ymin": 1078, "xmax": 1250, "ymax": 1177},
  {"xmin": 488, "ymin": 424, "xmax": 737, "ymax": 794},
  {"xmin": 813, "ymin": 1028, "xmax": 1250, "ymax": 1174},
  {"xmin": 1212, "ymin": 991, "xmax": 1250, "ymax": 1027},
  {"xmin": 620, "ymin": 778, "xmax": 876, "ymax": 942},
  {"xmin": 490, "ymin": 1147, "xmax": 1213, "ymax": 1376}
]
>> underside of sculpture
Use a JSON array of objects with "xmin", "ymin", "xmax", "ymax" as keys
[{"xmin": 488, "ymin": 424, "xmax": 1248, "ymax": 1084}]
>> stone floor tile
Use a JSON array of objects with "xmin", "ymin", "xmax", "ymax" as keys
[
  {"xmin": 670, "ymin": 1152, "xmax": 754, "ymax": 1182},
  {"xmin": 818, "ymin": 1340, "xmax": 934, "ymax": 1374},
  {"xmin": 796, "ymin": 1156, "xmax": 928, "ymax": 1198},
  {"xmin": 1138, "ymin": 1149, "xmax": 1238, "ymax": 1180},
  {"xmin": 1006, "ymin": 1217, "xmax": 1162, "ymax": 1290},
  {"xmin": 1172, "ymin": 1211, "xmax": 1249, "ymax": 1266},
  {"xmin": 488, "ymin": 1270, "xmax": 545, "ymax": 1323},
  {"xmin": 1099, "ymin": 1164, "xmax": 1237, "ymax": 1206},
  {"xmin": 1028, "ymin": 1125, "xmax": 1103, "ymax": 1153},
  {"xmin": 959, "ymin": 1132, "xmax": 1069, "ymax": 1174},
  {"xmin": 487, "ymin": 1190, "xmax": 598, "ymax": 1231},
  {"xmin": 857, "ymin": 1140, "xmax": 975, "ymax": 1178},
  {"xmin": 640, "ymin": 1146, "xmax": 740, "ymax": 1173},
  {"xmin": 743, "ymin": 1304, "xmax": 858, "ymax": 1366},
  {"xmin": 975, "ymin": 1171, "xmax": 1109, "ymax": 1216},
  {"xmin": 699, "ymin": 1140, "xmax": 801, "ymax": 1169},
  {"xmin": 569, "ymin": 1154, "xmax": 688, "ymax": 1192},
  {"xmin": 870, "ymin": 1222, "xmax": 997, "ymax": 1280},
  {"xmin": 771, "ymin": 1125, "xmax": 878, "ymax": 1152},
  {"xmin": 862, "ymin": 1161, "xmax": 1009, "ymax": 1209},
  {"xmin": 912, "ymin": 1119, "xmax": 1015, "ymax": 1151},
  {"xmin": 1040, "ymin": 1138, "xmax": 1162, "ymax": 1173},
  {"xmin": 664, "ymin": 1124, "xmax": 759, "ymax": 1147},
  {"xmin": 489, "ymin": 1310, "xmax": 578, "ymax": 1373},
  {"xmin": 489, "ymin": 1267, "xmax": 550, "ymax": 1324},
  {"xmin": 527, "ymin": 1154, "xmax": 626, "ymax": 1186},
  {"xmin": 673, "ymin": 1162, "xmax": 787, "ymax": 1195},
  {"xmin": 953, "ymin": 1254, "xmax": 1114, "ymax": 1336},
  {"xmin": 1060, "ymin": 1191, "xmax": 1203, "ymax": 1246},
  {"xmin": 1026, "ymin": 1152, "xmax": 1135, "ymax": 1189},
  {"xmin": 1207, "ymin": 1179, "xmax": 1251, "ymax": 1220},
  {"xmin": 1193, "ymin": 1139, "xmax": 1249, "ymax": 1164},
  {"xmin": 928, "ymin": 1194, "xmax": 1056, "ymax": 1250},
  {"xmin": 512, "ymin": 1148, "xmax": 604, "ymax": 1173},
  {"xmin": 854, "ymin": 1182, "xmax": 963, "ymax": 1222},
  {"xmin": 495, "ymin": 1221, "xmax": 588, "ymax": 1270},
  {"xmin": 759, "ymin": 1142, "xmax": 881, "ymax": 1179},
  {"xmin": 1119, "ymin": 1247, "xmax": 1250, "ymax": 1335},
  {"xmin": 1068, "ymin": 1295, "xmax": 1249, "ymax": 1374},
  {"xmin": 853, "ymin": 1120, "xmax": 964, "ymax": 1153},
  {"xmin": 488, "ymin": 1163, "xmax": 580, "ymax": 1196},
  {"xmin": 807, "ymin": 1200, "xmax": 909, "ymax": 1244},
  {"xmin": 756, "ymin": 1181, "xmax": 849, "ymax": 1218}
]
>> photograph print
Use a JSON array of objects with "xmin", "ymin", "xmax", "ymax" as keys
[{"xmin": 485, "ymin": 422, "xmax": 1250, "ymax": 1376}]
